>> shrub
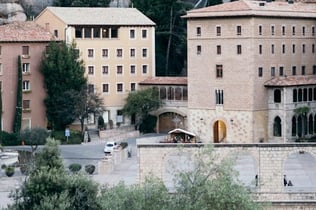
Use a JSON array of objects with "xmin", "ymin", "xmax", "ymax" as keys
[
  {"xmin": 98, "ymin": 116, "xmax": 105, "ymax": 129},
  {"xmin": 51, "ymin": 130, "xmax": 82, "ymax": 145},
  {"xmin": 5, "ymin": 166, "xmax": 15, "ymax": 177},
  {"xmin": 120, "ymin": 142, "xmax": 128, "ymax": 149},
  {"xmin": 0, "ymin": 131, "xmax": 20, "ymax": 146},
  {"xmin": 84, "ymin": 164, "xmax": 96, "ymax": 175},
  {"xmin": 1, "ymin": 164, "xmax": 7, "ymax": 170},
  {"xmin": 18, "ymin": 150, "xmax": 33, "ymax": 175},
  {"xmin": 68, "ymin": 163, "xmax": 82, "ymax": 173}
]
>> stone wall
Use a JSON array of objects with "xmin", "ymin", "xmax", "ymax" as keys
[{"xmin": 138, "ymin": 142, "xmax": 316, "ymax": 203}]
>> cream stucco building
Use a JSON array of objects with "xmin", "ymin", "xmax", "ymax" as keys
[
  {"xmin": 183, "ymin": 0, "xmax": 316, "ymax": 143},
  {"xmin": 35, "ymin": 7, "xmax": 155, "ymax": 126}
]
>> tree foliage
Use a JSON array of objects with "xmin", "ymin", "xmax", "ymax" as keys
[
  {"xmin": 20, "ymin": 127, "xmax": 49, "ymax": 154},
  {"xmin": 122, "ymin": 87, "xmax": 162, "ymax": 128},
  {"xmin": 41, "ymin": 41, "xmax": 87, "ymax": 130},
  {"xmin": 13, "ymin": 56, "xmax": 22, "ymax": 133},
  {"xmin": 53, "ymin": 0, "xmax": 111, "ymax": 7}
]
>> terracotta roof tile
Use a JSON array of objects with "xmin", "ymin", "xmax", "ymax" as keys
[
  {"xmin": 139, "ymin": 77, "xmax": 187, "ymax": 86},
  {"xmin": 183, "ymin": 0, "xmax": 316, "ymax": 18},
  {"xmin": 0, "ymin": 21, "xmax": 55, "ymax": 42},
  {"xmin": 264, "ymin": 75, "xmax": 316, "ymax": 87}
]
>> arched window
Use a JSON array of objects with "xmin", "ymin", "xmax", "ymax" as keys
[
  {"xmin": 168, "ymin": 87, "xmax": 174, "ymax": 100},
  {"xmin": 292, "ymin": 116, "xmax": 296, "ymax": 136},
  {"xmin": 309, "ymin": 114, "xmax": 314, "ymax": 134},
  {"xmin": 273, "ymin": 116, "xmax": 282, "ymax": 137},
  {"xmin": 293, "ymin": 89, "xmax": 297, "ymax": 102},
  {"xmin": 298, "ymin": 89, "xmax": 303, "ymax": 102},
  {"xmin": 160, "ymin": 87, "xmax": 166, "ymax": 100},
  {"xmin": 274, "ymin": 89, "xmax": 281, "ymax": 103},
  {"xmin": 175, "ymin": 87, "xmax": 182, "ymax": 100},
  {"xmin": 303, "ymin": 88, "xmax": 308, "ymax": 101}
]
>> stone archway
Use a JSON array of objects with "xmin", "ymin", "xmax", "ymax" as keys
[
  {"xmin": 158, "ymin": 112, "xmax": 185, "ymax": 133},
  {"xmin": 213, "ymin": 120, "xmax": 226, "ymax": 143}
]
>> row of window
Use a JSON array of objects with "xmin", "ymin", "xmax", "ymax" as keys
[
  {"xmin": 196, "ymin": 25, "xmax": 316, "ymax": 37},
  {"xmin": 273, "ymin": 87, "xmax": 316, "ymax": 104},
  {"xmin": 258, "ymin": 65, "xmax": 316, "ymax": 78},
  {"xmin": 87, "ymin": 48, "xmax": 149, "ymax": 59},
  {"xmin": 75, "ymin": 27, "xmax": 148, "ymax": 39},
  {"xmin": 88, "ymin": 83, "xmax": 136, "ymax": 94},
  {"xmin": 196, "ymin": 43, "xmax": 316, "ymax": 55},
  {"xmin": 0, "ymin": 63, "xmax": 33, "ymax": 75},
  {"xmin": 159, "ymin": 86, "xmax": 188, "ymax": 101},
  {"xmin": 87, "ymin": 64, "xmax": 149, "ymax": 75},
  {"xmin": 274, "ymin": 114, "xmax": 316, "ymax": 137}
]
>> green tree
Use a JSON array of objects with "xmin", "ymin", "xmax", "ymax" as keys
[
  {"xmin": 13, "ymin": 56, "xmax": 22, "ymax": 133},
  {"xmin": 20, "ymin": 127, "xmax": 49, "ymax": 154},
  {"xmin": 8, "ymin": 139, "xmax": 100, "ymax": 210},
  {"xmin": 41, "ymin": 41, "xmax": 87, "ymax": 131},
  {"xmin": 0, "ymin": 85, "xmax": 2, "ymax": 131},
  {"xmin": 131, "ymin": 0, "xmax": 194, "ymax": 76},
  {"xmin": 122, "ymin": 87, "xmax": 162, "ymax": 130},
  {"xmin": 53, "ymin": 0, "xmax": 110, "ymax": 7}
]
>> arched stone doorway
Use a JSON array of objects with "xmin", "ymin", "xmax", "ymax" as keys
[
  {"xmin": 213, "ymin": 120, "xmax": 226, "ymax": 143},
  {"xmin": 158, "ymin": 112, "xmax": 184, "ymax": 133}
]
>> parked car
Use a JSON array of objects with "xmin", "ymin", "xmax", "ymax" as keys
[{"xmin": 104, "ymin": 141, "xmax": 118, "ymax": 154}]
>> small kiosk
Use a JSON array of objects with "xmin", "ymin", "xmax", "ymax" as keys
[{"xmin": 167, "ymin": 128, "xmax": 196, "ymax": 143}]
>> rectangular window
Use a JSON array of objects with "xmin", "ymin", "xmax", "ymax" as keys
[
  {"xmin": 271, "ymin": 67, "xmax": 275, "ymax": 77},
  {"xmin": 117, "ymin": 65, "xmax": 123, "ymax": 74},
  {"xmin": 302, "ymin": 66, "xmax": 306, "ymax": 75},
  {"xmin": 88, "ymin": 66, "xmax": 94, "ymax": 75},
  {"xmin": 102, "ymin": 66, "xmax": 109, "ymax": 75},
  {"xmin": 258, "ymin": 25, "xmax": 262, "ymax": 35},
  {"xmin": 237, "ymin": 45, "xmax": 242, "ymax": 54},
  {"xmin": 142, "ymin": 48, "xmax": 147, "ymax": 57},
  {"xmin": 292, "ymin": 66, "xmax": 296, "ymax": 75},
  {"xmin": 313, "ymin": 26, "xmax": 315, "ymax": 36},
  {"xmin": 130, "ymin": 48, "xmax": 135, "ymax": 57},
  {"xmin": 0, "ymin": 46, "xmax": 2, "ymax": 55},
  {"xmin": 216, "ymin": 26, "xmax": 221, "ymax": 36},
  {"xmin": 88, "ymin": 49, "xmax": 94, "ymax": 58},
  {"xmin": 197, "ymin": 45, "xmax": 201, "ymax": 55},
  {"xmin": 302, "ymin": 26, "xmax": 305, "ymax": 36},
  {"xmin": 313, "ymin": 65, "xmax": 316, "ymax": 74},
  {"xmin": 117, "ymin": 83, "xmax": 123, "ymax": 92},
  {"xmin": 111, "ymin": 28, "xmax": 118, "ymax": 38},
  {"xmin": 215, "ymin": 89, "xmax": 224, "ymax": 105},
  {"xmin": 271, "ymin": 25, "xmax": 275, "ymax": 36},
  {"xmin": 282, "ymin": 26, "xmax": 286, "ymax": 36},
  {"xmin": 22, "ymin": 63, "xmax": 30, "ymax": 73},
  {"xmin": 22, "ymin": 46, "xmax": 29, "ymax": 55},
  {"xmin": 142, "ymin": 65, "xmax": 148, "ymax": 74},
  {"xmin": 130, "ymin": 29, "xmax": 135, "ymax": 38},
  {"xmin": 292, "ymin": 44, "xmax": 295, "ymax": 54},
  {"xmin": 302, "ymin": 44, "xmax": 306, "ymax": 53},
  {"xmin": 271, "ymin": 44, "xmax": 275, "ymax": 54},
  {"xmin": 84, "ymin": 27, "xmax": 92, "ymax": 38},
  {"xmin": 142, "ymin": 29, "xmax": 147, "ymax": 38},
  {"xmin": 88, "ymin": 84, "xmax": 94, "ymax": 94},
  {"xmin": 292, "ymin": 26, "xmax": 296, "ymax": 35},
  {"xmin": 216, "ymin": 64, "xmax": 223, "ymax": 78},
  {"xmin": 102, "ymin": 49, "xmax": 108, "ymax": 58},
  {"xmin": 0, "ymin": 63, "xmax": 2, "ymax": 75},
  {"xmin": 117, "ymin": 49, "xmax": 123, "ymax": 57},
  {"xmin": 23, "ymin": 100, "xmax": 30, "ymax": 110},
  {"xmin": 259, "ymin": 45, "xmax": 262, "ymax": 54},
  {"xmin": 237, "ymin": 25, "xmax": 241, "ymax": 35},
  {"xmin": 258, "ymin": 67, "xmax": 263, "ymax": 77},
  {"xmin": 54, "ymin": 30, "xmax": 58, "ymax": 38},
  {"xmin": 75, "ymin": 27, "xmax": 82, "ymax": 38},
  {"xmin": 102, "ymin": 84, "xmax": 109, "ymax": 93},
  {"xmin": 22, "ymin": 80, "xmax": 30, "ymax": 91},
  {"xmin": 130, "ymin": 65, "xmax": 136, "ymax": 74},
  {"xmin": 196, "ymin": 27, "xmax": 201, "ymax": 36},
  {"xmin": 93, "ymin": 28, "xmax": 100, "ymax": 38},
  {"xmin": 131, "ymin": 83, "xmax": 136, "ymax": 91},
  {"xmin": 279, "ymin": 66, "xmax": 284, "ymax": 76},
  {"xmin": 282, "ymin": 44, "xmax": 285, "ymax": 54},
  {"xmin": 217, "ymin": 45, "xmax": 221, "ymax": 55},
  {"xmin": 313, "ymin": 44, "xmax": 315, "ymax": 53}
]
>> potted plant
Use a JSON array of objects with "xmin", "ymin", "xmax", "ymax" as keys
[{"xmin": 5, "ymin": 166, "xmax": 15, "ymax": 177}]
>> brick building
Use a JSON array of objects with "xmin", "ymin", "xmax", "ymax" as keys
[{"xmin": 0, "ymin": 21, "xmax": 54, "ymax": 132}]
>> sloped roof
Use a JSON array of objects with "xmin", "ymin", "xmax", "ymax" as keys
[
  {"xmin": 183, "ymin": 0, "xmax": 316, "ymax": 19},
  {"xmin": 168, "ymin": 128, "xmax": 196, "ymax": 137},
  {"xmin": 264, "ymin": 75, "xmax": 316, "ymax": 87},
  {"xmin": 139, "ymin": 77, "xmax": 187, "ymax": 86},
  {"xmin": 0, "ymin": 21, "xmax": 55, "ymax": 42},
  {"xmin": 38, "ymin": 7, "xmax": 155, "ymax": 26}
]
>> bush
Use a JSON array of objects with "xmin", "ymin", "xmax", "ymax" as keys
[
  {"xmin": 68, "ymin": 163, "xmax": 82, "ymax": 173},
  {"xmin": 5, "ymin": 166, "xmax": 15, "ymax": 177},
  {"xmin": 98, "ymin": 116, "xmax": 105, "ymax": 130},
  {"xmin": 51, "ymin": 130, "xmax": 82, "ymax": 144},
  {"xmin": 1, "ymin": 164, "xmax": 7, "ymax": 170},
  {"xmin": 85, "ymin": 164, "xmax": 96, "ymax": 175},
  {"xmin": 120, "ymin": 142, "xmax": 128, "ymax": 149},
  {"xmin": 18, "ymin": 150, "xmax": 33, "ymax": 175},
  {"xmin": 0, "ymin": 131, "xmax": 20, "ymax": 146}
]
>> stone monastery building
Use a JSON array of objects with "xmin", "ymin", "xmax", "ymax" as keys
[{"xmin": 182, "ymin": 0, "xmax": 316, "ymax": 143}]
